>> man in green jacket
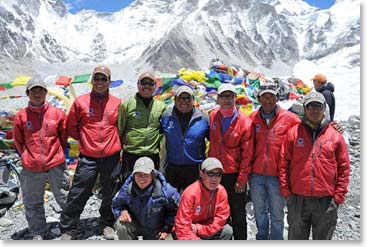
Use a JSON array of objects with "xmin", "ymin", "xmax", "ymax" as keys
[{"xmin": 118, "ymin": 72, "xmax": 166, "ymax": 177}]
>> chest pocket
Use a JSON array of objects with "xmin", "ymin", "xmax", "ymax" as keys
[{"xmin": 45, "ymin": 120, "xmax": 58, "ymax": 137}]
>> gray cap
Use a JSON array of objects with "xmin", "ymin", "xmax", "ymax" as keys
[
  {"xmin": 133, "ymin": 157, "xmax": 155, "ymax": 174},
  {"xmin": 26, "ymin": 78, "xmax": 47, "ymax": 91},
  {"xmin": 217, "ymin": 83, "xmax": 236, "ymax": 95},
  {"xmin": 201, "ymin": 157, "xmax": 224, "ymax": 172},
  {"xmin": 303, "ymin": 91, "xmax": 326, "ymax": 106},
  {"xmin": 175, "ymin": 85, "xmax": 194, "ymax": 97},
  {"xmin": 258, "ymin": 82, "xmax": 278, "ymax": 97}
]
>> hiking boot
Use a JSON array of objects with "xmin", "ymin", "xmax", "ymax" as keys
[
  {"xmin": 103, "ymin": 226, "xmax": 115, "ymax": 240},
  {"xmin": 60, "ymin": 232, "xmax": 73, "ymax": 240},
  {"xmin": 32, "ymin": 235, "xmax": 43, "ymax": 240}
]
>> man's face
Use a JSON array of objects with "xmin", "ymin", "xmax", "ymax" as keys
[
  {"xmin": 218, "ymin": 91, "xmax": 236, "ymax": 109},
  {"xmin": 91, "ymin": 73, "xmax": 111, "ymax": 93},
  {"xmin": 138, "ymin": 78, "xmax": 156, "ymax": 98},
  {"xmin": 28, "ymin": 87, "xmax": 47, "ymax": 106},
  {"xmin": 134, "ymin": 172, "xmax": 153, "ymax": 190},
  {"xmin": 313, "ymin": 80, "xmax": 323, "ymax": 90},
  {"xmin": 259, "ymin": 93, "xmax": 278, "ymax": 114},
  {"xmin": 174, "ymin": 92, "xmax": 193, "ymax": 113},
  {"xmin": 304, "ymin": 102, "xmax": 325, "ymax": 125},
  {"xmin": 200, "ymin": 168, "xmax": 222, "ymax": 191}
]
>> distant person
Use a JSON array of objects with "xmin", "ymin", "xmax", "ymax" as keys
[
  {"xmin": 249, "ymin": 82, "xmax": 300, "ymax": 240},
  {"xmin": 60, "ymin": 65, "xmax": 122, "ymax": 240},
  {"xmin": 118, "ymin": 72, "xmax": 166, "ymax": 177},
  {"xmin": 160, "ymin": 85, "xmax": 209, "ymax": 193},
  {"xmin": 112, "ymin": 157, "xmax": 180, "ymax": 240},
  {"xmin": 279, "ymin": 91, "xmax": 350, "ymax": 240},
  {"xmin": 311, "ymin": 73, "xmax": 335, "ymax": 121},
  {"xmin": 13, "ymin": 78, "xmax": 69, "ymax": 240},
  {"xmin": 174, "ymin": 157, "xmax": 232, "ymax": 240},
  {"xmin": 208, "ymin": 83, "xmax": 254, "ymax": 240}
]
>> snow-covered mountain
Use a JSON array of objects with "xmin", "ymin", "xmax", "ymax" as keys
[
  {"xmin": 0, "ymin": 0, "xmax": 360, "ymax": 120},
  {"xmin": 0, "ymin": 0, "xmax": 358, "ymax": 79}
]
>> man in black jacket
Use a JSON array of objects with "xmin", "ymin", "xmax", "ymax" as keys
[{"xmin": 311, "ymin": 74, "xmax": 336, "ymax": 121}]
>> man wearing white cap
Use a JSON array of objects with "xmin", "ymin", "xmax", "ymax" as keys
[
  {"xmin": 174, "ymin": 157, "xmax": 233, "ymax": 240},
  {"xmin": 279, "ymin": 91, "xmax": 350, "ymax": 240},
  {"xmin": 208, "ymin": 83, "xmax": 254, "ymax": 240},
  {"xmin": 161, "ymin": 85, "xmax": 209, "ymax": 193},
  {"xmin": 13, "ymin": 78, "xmax": 69, "ymax": 240},
  {"xmin": 112, "ymin": 157, "xmax": 180, "ymax": 240}
]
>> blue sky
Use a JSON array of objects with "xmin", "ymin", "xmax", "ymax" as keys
[{"xmin": 63, "ymin": 0, "xmax": 335, "ymax": 14}]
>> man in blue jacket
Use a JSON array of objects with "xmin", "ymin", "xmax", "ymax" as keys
[
  {"xmin": 160, "ymin": 85, "xmax": 210, "ymax": 193},
  {"xmin": 112, "ymin": 157, "xmax": 180, "ymax": 240}
]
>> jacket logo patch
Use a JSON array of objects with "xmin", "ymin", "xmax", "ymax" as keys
[
  {"xmin": 88, "ymin": 108, "xmax": 94, "ymax": 117},
  {"xmin": 296, "ymin": 137, "xmax": 304, "ymax": 147},
  {"xmin": 135, "ymin": 111, "xmax": 141, "ymax": 118},
  {"xmin": 168, "ymin": 121, "xmax": 174, "ymax": 129},
  {"xmin": 26, "ymin": 121, "xmax": 32, "ymax": 130},
  {"xmin": 195, "ymin": 206, "xmax": 201, "ymax": 215},
  {"xmin": 213, "ymin": 122, "xmax": 217, "ymax": 130},
  {"xmin": 255, "ymin": 124, "xmax": 261, "ymax": 132}
]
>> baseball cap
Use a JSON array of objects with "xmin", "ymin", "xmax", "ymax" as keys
[
  {"xmin": 258, "ymin": 82, "xmax": 278, "ymax": 97},
  {"xmin": 26, "ymin": 78, "xmax": 47, "ymax": 92},
  {"xmin": 175, "ymin": 85, "xmax": 194, "ymax": 97},
  {"xmin": 92, "ymin": 65, "xmax": 111, "ymax": 78},
  {"xmin": 201, "ymin": 157, "xmax": 224, "ymax": 172},
  {"xmin": 217, "ymin": 83, "xmax": 236, "ymax": 95},
  {"xmin": 303, "ymin": 91, "xmax": 326, "ymax": 106},
  {"xmin": 138, "ymin": 72, "xmax": 156, "ymax": 83},
  {"xmin": 310, "ymin": 74, "xmax": 327, "ymax": 84},
  {"xmin": 133, "ymin": 157, "xmax": 155, "ymax": 175}
]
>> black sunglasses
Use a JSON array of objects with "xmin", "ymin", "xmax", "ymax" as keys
[
  {"xmin": 93, "ymin": 76, "xmax": 108, "ymax": 82},
  {"xmin": 177, "ymin": 96, "xmax": 192, "ymax": 102},
  {"xmin": 140, "ymin": 80, "xmax": 155, "ymax": 86},
  {"xmin": 219, "ymin": 93, "xmax": 235, "ymax": 99},
  {"xmin": 205, "ymin": 171, "xmax": 222, "ymax": 178},
  {"xmin": 259, "ymin": 84, "xmax": 277, "ymax": 91},
  {"xmin": 305, "ymin": 103, "xmax": 324, "ymax": 110}
]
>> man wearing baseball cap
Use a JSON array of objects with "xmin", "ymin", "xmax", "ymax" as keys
[
  {"xmin": 174, "ymin": 157, "xmax": 233, "ymax": 240},
  {"xmin": 249, "ymin": 82, "xmax": 301, "ymax": 240},
  {"xmin": 208, "ymin": 83, "xmax": 254, "ymax": 239},
  {"xmin": 112, "ymin": 157, "xmax": 180, "ymax": 240},
  {"xmin": 118, "ymin": 72, "xmax": 166, "ymax": 177},
  {"xmin": 279, "ymin": 91, "xmax": 350, "ymax": 240},
  {"xmin": 60, "ymin": 65, "xmax": 122, "ymax": 240},
  {"xmin": 311, "ymin": 73, "xmax": 335, "ymax": 121},
  {"xmin": 13, "ymin": 77, "xmax": 68, "ymax": 240},
  {"xmin": 161, "ymin": 85, "xmax": 209, "ymax": 193}
]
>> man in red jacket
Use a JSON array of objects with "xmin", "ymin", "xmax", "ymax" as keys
[
  {"xmin": 174, "ymin": 157, "xmax": 232, "ymax": 240},
  {"xmin": 60, "ymin": 65, "xmax": 122, "ymax": 240},
  {"xmin": 249, "ymin": 82, "xmax": 300, "ymax": 240},
  {"xmin": 279, "ymin": 91, "xmax": 350, "ymax": 240},
  {"xmin": 208, "ymin": 83, "xmax": 254, "ymax": 240},
  {"xmin": 13, "ymin": 78, "xmax": 69, "ymax": 240}
]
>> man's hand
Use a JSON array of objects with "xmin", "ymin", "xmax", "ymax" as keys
[
  {"xmin": 119, "ymin": 210, "xmax": 132, "ymax": 223},
  {"xmin": 191, "ymin": 224, "xmax": 198, "ymax": 234},
  {"xmin": 157, "ymin": 232, "xmax": 167, "ymax": 240},
  {"xmin": 331, "ymin": 122, "xmax": 343, "ymax": 134},
  {"xmin": 234, "ymin": 182, "xmax": 246, "ymax": 193}
]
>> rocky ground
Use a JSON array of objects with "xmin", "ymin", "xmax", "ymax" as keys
[{"xmin": 0, "ymin": 116, "xmax": 360, "ymax": 240}]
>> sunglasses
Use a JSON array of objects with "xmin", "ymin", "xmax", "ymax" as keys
[
  {"xmin": 259, "ymin": 84, "xmax": 277, "ymax": 91},
  {"xmin": 219, "ymin": 93, "xmax": 235, "ymax": 99},
  {"xmin": 177, "ymin": 96, "xmax": 192, "ymax": 102},
  {"xmin": 205, "ymin": 171, "xmax": 222, "ymax": 178},
  {"xmin": 93, "ymin": 76, "xmax": 108, "ymax": 82},
  {"xmin": 305, "ymin": 103, "xmax": 324, "ymax": 110},
  {"xmin": 140, "ymin": 80, "xmax": 155, "ymax": 86}
]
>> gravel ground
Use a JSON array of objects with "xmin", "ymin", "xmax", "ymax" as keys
[{"xmin": 0, "ymin": 116, "xmax": 360, "ymax": 240}]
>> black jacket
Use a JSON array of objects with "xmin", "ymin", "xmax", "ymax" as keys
[{"xmin": 317, "ymin": 82, "xmax": 335, "ymax": 121}]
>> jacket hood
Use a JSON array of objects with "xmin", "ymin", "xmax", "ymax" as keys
[{"xmin": 317, "ymin": 82, "xmax": 334, "ymax": 93}]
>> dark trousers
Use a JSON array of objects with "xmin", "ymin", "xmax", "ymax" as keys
[
  {"xmin": 60, "ymin": 153, "xmax": 121, "ymax": 232},
  {"xmin": 165, "ymin": 163, "xmax": 200, "ymax": 193},
  {"xmin": 287, "ymin": 195, "xmax": 338, "ymax": 240},
  {"xmin": 221, "ymin": 173, "xmax": 247, "ymax": 240},
  {"xmin": 122, "ymin": 151, "xmax": 160, "ymax": 178}
]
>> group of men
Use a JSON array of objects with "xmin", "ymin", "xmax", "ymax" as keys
[{"xmin": 12, "ymin": 65, "xmax": 349, "ymax": 240}]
